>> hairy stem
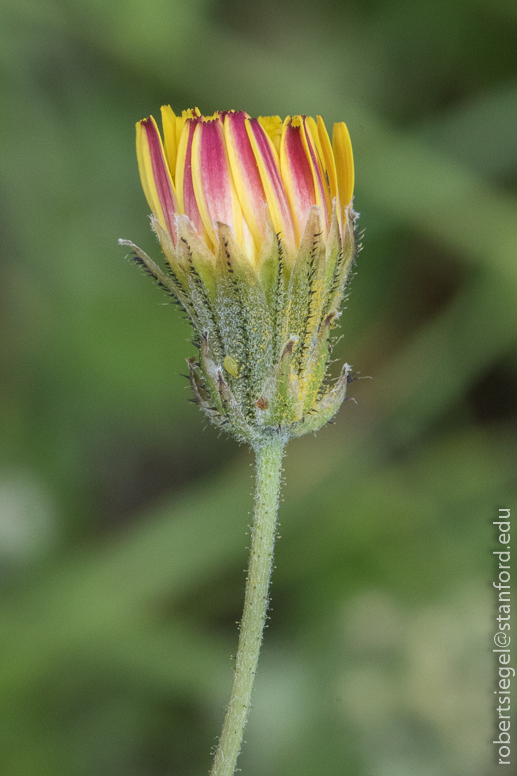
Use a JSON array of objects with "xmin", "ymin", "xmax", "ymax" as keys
[{"xmin": 210, "ymin": 436, "xmax": 286, "ymax": 776}]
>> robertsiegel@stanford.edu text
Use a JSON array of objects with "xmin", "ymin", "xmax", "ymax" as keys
[{"xmin": 493, "ymin": 508, "xmax": 512, "ymax": 766}]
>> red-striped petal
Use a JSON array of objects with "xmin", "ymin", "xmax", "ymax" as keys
[
  {"xmin": 246, "ymin": 118, "xmax": 296, "ymax": 256},
  {"xmin": 280, "ymin": 118, "xmax": 317, "ymax": 241},
  {"xmin": 175, "ymin": 117, "xmax": 204, "ymax": 236},
  {"xmin": 139, "ymin": 117, "xmax": 179, "ymax": 244},
  {"xmin": 302, "ymin": 117, "xmax": 329, "ymax": 230},
  {"xmin": 224, "ymin": 111, "xmax": 269, "ymax": 252},
  {"xmin": 191, "ymin": 118, "xmax": 243, "ymax": 249}
]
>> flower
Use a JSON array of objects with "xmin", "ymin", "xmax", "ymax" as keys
[
  {"xmin": 135, "ymin": 108, "xmax": 354, "ymax": 266},
  {"xmin": 122, "ymin": 108, "xmax": 358, "ymax": 446}
]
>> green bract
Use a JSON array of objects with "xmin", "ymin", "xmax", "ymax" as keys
[{"xmin": 121, "ymin": 202, "xmax": 357, "ymax": 447}]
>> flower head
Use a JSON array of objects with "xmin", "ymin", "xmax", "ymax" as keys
[
  {"xmin": 136, "ymin": 108, "xmax": 354, "ymax": 265},
  {"xmin": 122, "ymin": 107, "xmax": 358, "ymax": 446}
]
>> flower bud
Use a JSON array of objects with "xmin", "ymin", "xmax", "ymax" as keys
[{"xmin": 121, "ymin": 108, "xmax": 358, "ymax": 446}]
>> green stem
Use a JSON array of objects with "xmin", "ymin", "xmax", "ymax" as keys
[{"xmin": 210, "ymin": 436, "xmax": 286, "ymax": 776}]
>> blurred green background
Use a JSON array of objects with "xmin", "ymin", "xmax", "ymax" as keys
[{"xmin": 0, "ymin": 0, "xmax": 516, "ymax": 774}]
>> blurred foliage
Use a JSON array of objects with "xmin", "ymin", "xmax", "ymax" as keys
[{"xmin": 0, "ymin": 0, "xmax": 516, "ymax": 774}]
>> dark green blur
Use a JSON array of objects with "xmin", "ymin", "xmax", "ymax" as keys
[{"xmin": 0, "ymin": 1, "xmax": 515, "ymax": 774}]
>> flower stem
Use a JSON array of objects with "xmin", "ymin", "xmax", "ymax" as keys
[{"xmin": 210, "ymin": 436, "xmax": 286, "ymax": 776}]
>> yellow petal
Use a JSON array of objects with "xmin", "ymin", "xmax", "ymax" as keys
[
  {"xmin": 316, "ymin": 115, "xmax": 340, "ymax": 228},
  {"xmin": 258, "ymin": 116, "xmax": 283, "ymax": 154},
  {"xmin": 333, "ymin": 122, "xmax": 354, "ymax": 207},
  {"xmin": 175, "ymin": 120, "xmax": 190, "ymax": 214},
  {"xmin": 135, "ymin": 120, "xmax": 155, "ymax": 215},
  {"xmin": 160, "ymin": 105, "xmax": 177, "ymax": 177}
]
